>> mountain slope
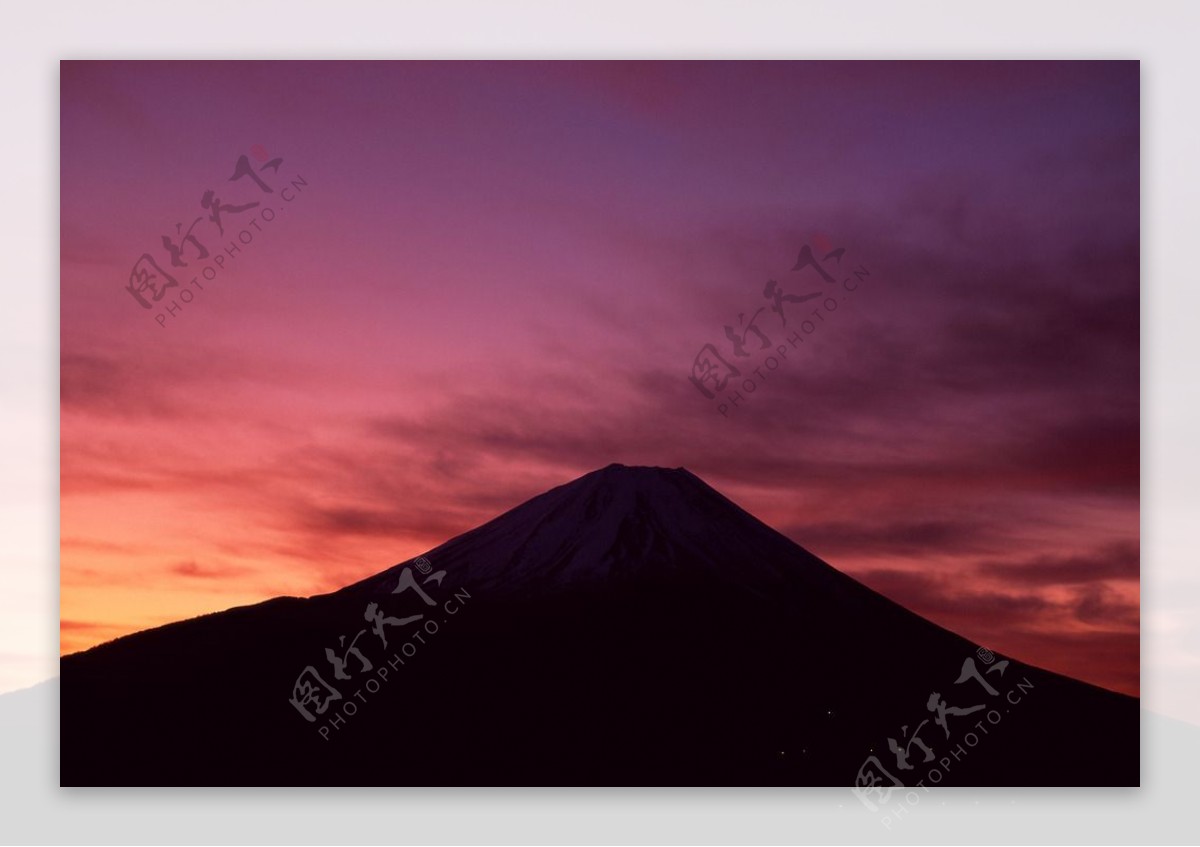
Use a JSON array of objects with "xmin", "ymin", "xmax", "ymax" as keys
[{"xmin": 60, "ymin": 464, "xmax": 1138, "ymax": 786}]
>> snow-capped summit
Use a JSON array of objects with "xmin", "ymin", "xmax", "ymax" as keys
[{"xmin": 61, "ymin": 464, "xmax": 1139, "ymax": 787}]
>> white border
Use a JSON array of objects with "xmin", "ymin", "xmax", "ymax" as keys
[{"xmin": 3, "ymin": 0, "xmax": 1196, "ymax": 842}]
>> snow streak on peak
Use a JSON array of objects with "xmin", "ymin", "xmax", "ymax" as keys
[{"xmin": 352, "ymin": 464, "xmax": 841, "ymax": 601}]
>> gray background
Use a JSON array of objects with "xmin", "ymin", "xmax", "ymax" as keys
[{"xmin": 4, "ymin": 0, "xmax": 1196, "ymax": 842}]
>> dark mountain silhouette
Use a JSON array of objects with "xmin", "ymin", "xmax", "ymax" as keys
[{"xmin": 60, "ymin": 464, "xmax": 1138, "ymax": 786}]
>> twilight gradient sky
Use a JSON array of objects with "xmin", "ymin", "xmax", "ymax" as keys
[{"xmin": 60, "ymin": 61, "xmax": 1139, "ymax": 695}]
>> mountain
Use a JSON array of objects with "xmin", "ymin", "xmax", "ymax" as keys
[{"xmin": 60, "ymin": 464, "xmax": 1138, "ymax": 787}]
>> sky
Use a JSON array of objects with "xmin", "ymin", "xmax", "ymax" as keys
[{"xmin": 59, "ymin": 61, "xmax": 1139, "ymax": 697}]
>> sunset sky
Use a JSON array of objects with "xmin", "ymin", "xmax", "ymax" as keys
[{"xmin": 60, "ymin": 60, "xmax": 1139, "ymax": 695}]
